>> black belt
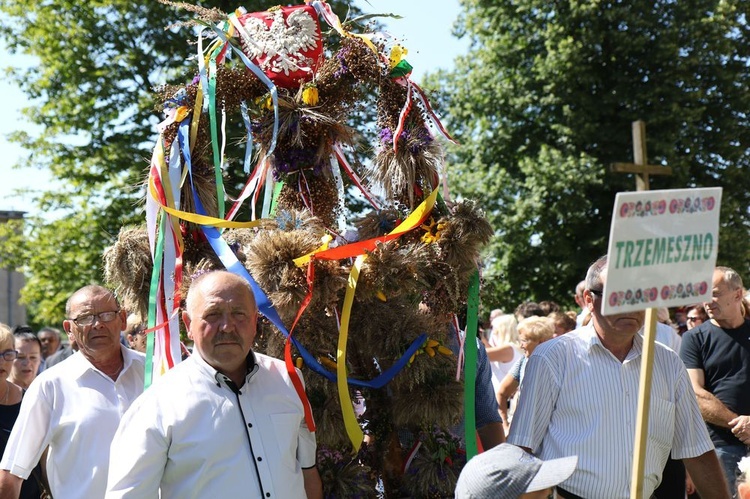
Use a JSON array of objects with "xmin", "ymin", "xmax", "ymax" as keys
[{"xmin": 557, "ymin": 487, "xmax": 585, "ymax": 499}]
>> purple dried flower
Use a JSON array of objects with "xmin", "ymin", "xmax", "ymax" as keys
[
  {"xmin": 334, "ymin": 49, "xmax": 350, "ymax": 79},
  {"xmin": 379, "ymin": 127, "xmax": 393, "ymax": 144}
]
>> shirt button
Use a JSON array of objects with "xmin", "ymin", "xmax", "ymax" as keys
[
  {"xmin": 247, "ymin": 423, "xmax": 253, "ymax": 428},
  {"xmin": 257, "ymin": 456, "xmax": 262, "ymax": 462},
  {"xmin": 266, "ymin": 494, "xmax": 270, "ymax": 497}
]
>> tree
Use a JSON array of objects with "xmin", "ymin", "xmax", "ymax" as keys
[
  {"xmin": 430, "ymin": 0, "xmax": 749, "ymax": 312},
  {"xmin": 0, "ymin": 0, "xmax": 363, "ymax": 327}
]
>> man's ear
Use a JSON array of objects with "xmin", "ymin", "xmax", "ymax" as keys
[
  {"xmin": 63, "ymin": 320, "xmax": 74, "ymax": 343},
  {"xmin": 119, "ymin": 309, "xmax": 128, "ymax": 332},
  {"xmin": 584, "ymin": 290, "xmax": 595, "ymax": 312},
  {"xmin": 182, "ymin": 310, "xmax": 193, "ymax": 340}
]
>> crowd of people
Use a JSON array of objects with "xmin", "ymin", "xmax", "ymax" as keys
[
  {"xmin": 0, "ymin": 274, "xmax": 322, "ymax": 499},
  {"xmin": 0, "ymin": 260, "xmax": 746, "ymax": 498},
  {"xmin": 459, "ymin": 260, "xmax": 750, "ymax": 499}
]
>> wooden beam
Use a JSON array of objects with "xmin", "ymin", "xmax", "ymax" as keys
[
  {"xmin": 611, "ymin": 163, "xmax": 673, "ymax": 175},
  {"xmin": 609, "ymin": 120, "xmax": 672, "ymax": 192}
]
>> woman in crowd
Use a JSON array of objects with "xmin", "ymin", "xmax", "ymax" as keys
[
  {"xmin": 0, "ymin": 324, "xmax": 43, "ymax": 498},
  {"xmin": 482, "ymin": 314, "xmax": 523, "ymax": 405},
  {"xmin": 685, "ymin": 304, "xmax": 708, "ymax": 331},
  {"xmin": 496, "ymin": 316, "xmax": 555, "ymax": 435},
  {"xmin": 549, "ymin": 311, "xmax": 576, "ymax": 337},
  {"xmin": 9, "ymin": 332, "xmax": 42, "ymax": 390},
  {"xmin": 125, "ymin": 315, "xmax": 147, "ymax": 354}
]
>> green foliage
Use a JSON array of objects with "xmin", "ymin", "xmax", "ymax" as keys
[
  {"xmin": 431, "ymin": 0, "xmax": 750, "ymax": 312},
  {"xmin": 0, "ymin": 0, "xmax": 362, "ymax": 325}
]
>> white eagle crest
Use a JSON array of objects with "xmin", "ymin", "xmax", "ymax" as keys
[{"xmin": 241, "ymin": 9, "xmax": 320, "ymax": 76}]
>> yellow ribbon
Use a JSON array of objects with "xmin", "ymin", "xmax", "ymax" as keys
[
  {"xmin": 148, "ymin": 176, "xmax": 264, "ymax": 229},
  {"xmin": 338, "ymin": 254, "xmax": 366, "ymax": 452},
  {"xmin": 333, "ymin": 189, "xmax": 439, "ymax": 452},
  {"xmin": 293, "ymin": 235, "xmax": 333, "ymax": 266},
  {"xmin": 292, "ymin": 189, "xmax": 439, "ymax": 266}
]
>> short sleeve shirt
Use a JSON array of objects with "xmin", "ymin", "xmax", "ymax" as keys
[
  {"xmin": 680, "ymin": 319, "xmax": 750, "ymax": 447},
  {"xmin": 0, "ymin": 347, "xmax": 145, "ymax": 498}
]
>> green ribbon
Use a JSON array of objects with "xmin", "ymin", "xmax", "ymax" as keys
[
  {"xmin": 145, "ymin": 215, "xmax": 166, "ymax": 389},
  {"xmin": 464, "ymin": 270, "xmax": 480, "ymax": 459},
  {"xmin": 208, "ymin": 40, "xmax": 225, "ymax": 219},
  {"xmin": 389, "ymin": 59, "xmax": 413, "ymax": 78},
  {"xmin": 269, "ymin": 180, "xmax": 284, "ymax": 216}
]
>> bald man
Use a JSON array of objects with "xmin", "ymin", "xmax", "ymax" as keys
[
  {"xmin": 107, "ymin": 271, "xmax": 322, "ymax": 499},
  {"xmin": 0, "ymin": 285, "xmax": 145, "ymax": 498}
]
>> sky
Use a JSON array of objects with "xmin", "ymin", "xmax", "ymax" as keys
[{"xmin": 0, "ymin": 0, "xmax": 469, "ymax": 215}]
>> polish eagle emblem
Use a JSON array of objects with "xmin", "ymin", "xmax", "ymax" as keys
[{"xmin": 239, "ymin": 7, "xmax": 321, "ymax": 80}]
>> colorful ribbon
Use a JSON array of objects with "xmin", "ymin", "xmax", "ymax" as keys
[
  {"xmin": 293, "ymin": 188, "xmax": 439, "ymax": 266},
  {"xmin": 338, "ymin": 254, "xmax": 367, "ymax": 451},
  {"xmin": 333, "ymin": 143, "xmax": 380, "ymax": 210},
  {"xmin": 306, "ymin": 0, "xmax": 378, "ymax": 54},
  {"xmin": 464, "ymin": 270, "xmax": 480, "ymax": 459}
]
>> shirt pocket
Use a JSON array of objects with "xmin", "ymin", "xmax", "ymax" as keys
[
  {"xmin": 647, "ymin": 396, "xmax": 675, "ymax": 457},
  {"xmin": 270, "ymin": 412, "xmax": 301, "ymax": 473}
]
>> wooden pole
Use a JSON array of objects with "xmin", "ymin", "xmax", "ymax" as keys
[
  {"xmin": 630, "ymin": 309, "xmax": 658, "ymax": 499},
  {"xmin": 611, "ymin": 121, "xmax": 670, "ymax": 499}
]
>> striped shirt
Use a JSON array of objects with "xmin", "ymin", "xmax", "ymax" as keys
[{"xmin": 507, "ymin": 325, "xmax": 713, "ymax": 498}]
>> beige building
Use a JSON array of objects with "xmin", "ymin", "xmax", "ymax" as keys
[{"xmin": 0, "ymin": 211, "xmax": 27, "ymax": 327}]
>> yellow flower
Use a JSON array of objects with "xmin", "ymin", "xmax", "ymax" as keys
[
  {"xmin": 302, "ymin": 84, "xmax": 319, "ymax": 106},
  {"xmin": 389, "ymin": 44, "xmax": 408, "ymax": 69},
  {"xmin": 420, "ymin": 217, "xmax": 442, "ymax": 244},
  {"xmin": 255, "ymin": 95, "xmax": 273, "ymax": 110}
]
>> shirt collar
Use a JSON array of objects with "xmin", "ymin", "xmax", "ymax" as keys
[
  {"xmin": 68, "ymin": 345, "xmax": 143, "ymax": 380},
  {"xmin": 188, "ymin": 349, "xmax": 260, "ymax": 388},
  {"xmin": 582, "ymin": 324, "xmax": 643, "ymax": 361}
]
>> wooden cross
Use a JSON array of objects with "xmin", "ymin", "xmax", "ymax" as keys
[
  {"xmin": 611, "ymin": 120, "xmax": 672, "ymax": 191},
  {"xmin": 610, "ymin": 121, "xmax": 673, "ymax": 499}
]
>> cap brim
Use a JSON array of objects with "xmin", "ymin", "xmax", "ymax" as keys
[{"xmin": 526, "ymin": 455, "xmax": 578, "ymax": 492}]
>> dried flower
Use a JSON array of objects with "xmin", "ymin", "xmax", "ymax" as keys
[{"xmin": 301, "ymin": 83, "xmax": 319, "ymax": 106}]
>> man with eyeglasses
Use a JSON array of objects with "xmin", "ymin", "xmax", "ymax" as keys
[
  {"xmin": 0, "ymin": 285, "xmax": 145, "ymax": 498},
  {"xmin": 680, "ymin": 267, "xmax": 750, "ymax": 495},
  {"xmin": 507, "ymin": 255, "xmax": 729, "ymax": 498}
]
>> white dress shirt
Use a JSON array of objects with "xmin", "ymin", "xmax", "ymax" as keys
[
  {"xmin": 653, "ymin": 321, "xmax": 682, "ymax": 352},
  {"xmin": 106, "ymin": 351, "xmax": 317, "ymax": 499},
  {"xmin": 0, "ymin": 347, "xmax": 145, "ymax": 498},
  {"xmin": 507, "ymin": 325, "xmax": 713, "ymax": 498}
]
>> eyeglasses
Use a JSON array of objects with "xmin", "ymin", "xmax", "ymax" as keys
[
  {"xmin": 0, "ymin": 350, "xmax": 18, "ymax": 361},
  {"xmin": 588, "ymin": 289, "xmax": 603, "ymax": 296},
  {"xmin": 686, "ymin": 316, "xmax": 701, "ymax": 322},
  {"xmin": 70, "ymin": 310, "xmax": 120, "ymax": 327}
]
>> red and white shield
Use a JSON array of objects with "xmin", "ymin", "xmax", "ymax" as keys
[{"xmin": 237, "ymin": 5, "xmax": 324, "ymax": 88}]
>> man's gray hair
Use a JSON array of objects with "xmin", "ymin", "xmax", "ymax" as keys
[
  {"xmin": 65, "ymin": 285, "xmax": 118, "ymax": 317},
  {"xmin": 184, "ymin": 271, "xmax": 255, "ymax": 317},
  {"xmin": 715, "ymin": 266, "xmax": 743, "ymax": 290},
  {"xmin": 585, "ymin": 255, "xmax": 608, "ymax": 292}
]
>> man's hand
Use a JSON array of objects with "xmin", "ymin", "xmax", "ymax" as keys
[
  {"xmin": 729, "ymin": 415, "xmax": 750, "ymax": 444},
  {"xmin": 685, "ymin": 472, "xmax": 696, "ymax": 495}
]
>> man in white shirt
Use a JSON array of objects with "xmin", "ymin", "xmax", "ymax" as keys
[
  {"xmin": 0, "ymin": 285, "xmax": 145, "ymax": 498},
  {"xmin": 106, "ymin": 270, "xmax": 323, "ymax": 499},
  {"xmin": 507, "ymin": 255, "xmax": 729, "ymax": 499}
]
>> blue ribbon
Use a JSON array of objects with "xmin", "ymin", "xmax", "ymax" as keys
[
  {"xmin": 177, "ymin": 119, "xmax": 424, "ymax": 388},
  {"xmin": 240, "ymin": 101, "xmax": 253, "ymax": 174},
  {"xmin": 208, "ymin": 23, "xmax": 279, "ymax": 159}
]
